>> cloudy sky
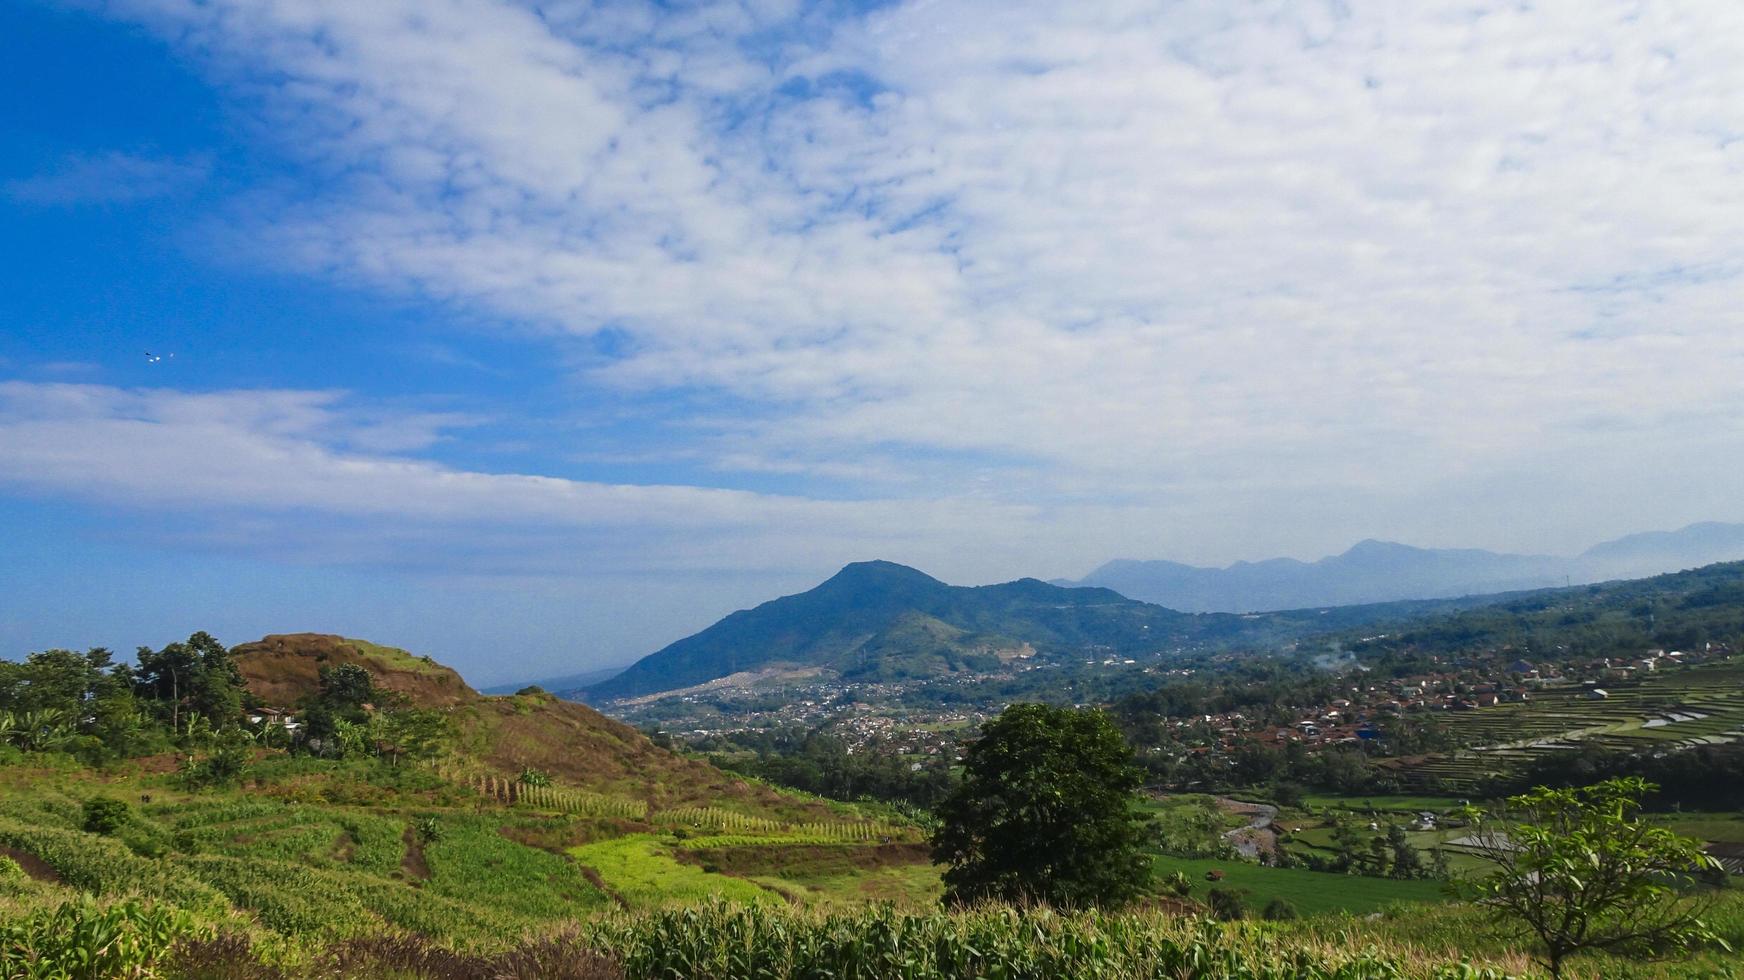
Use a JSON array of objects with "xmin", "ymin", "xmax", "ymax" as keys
[{"xmin": 2, "ymin": 0, "xmax": 1741, "ymax": 684}]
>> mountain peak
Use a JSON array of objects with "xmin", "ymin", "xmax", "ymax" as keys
[
  {"xmin": 1341, "ymin": 539, "xmax": 1420, "ymax": 558},
  {"xmin": 820, "ymin": 560, "xmax": 945, "ymax": 590}
]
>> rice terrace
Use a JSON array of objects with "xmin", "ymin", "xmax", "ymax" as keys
[{"xmin": 1384, "ymin": 660, "xmax": 1744, "ymax": 790}]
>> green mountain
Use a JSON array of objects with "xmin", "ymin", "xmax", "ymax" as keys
[{"xmin": 582, "ymin": 561, "xmax": 1220, "ymax": 700}]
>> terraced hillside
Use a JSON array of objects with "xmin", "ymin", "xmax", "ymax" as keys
[
  {"xmin": 0, "ymin": 754, "xmax": 924, "ymax": 952},
  {"xmin": 233, "ymin": 634, "xmax": 852, "ymax": 815},
  {"xmin": 1382, "ymin": 659, "xmax": 1744, "ymax": 790}
]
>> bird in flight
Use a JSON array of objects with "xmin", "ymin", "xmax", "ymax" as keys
[{"xmin": 144, "ymin": 351, "xmax": 174, "ymax": 363}]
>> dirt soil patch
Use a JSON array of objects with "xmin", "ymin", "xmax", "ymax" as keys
[
  {"xmin": 399, "ymin": 825, "xmax": 430, "ymax": 881},
  {"xmin": 675, "ymin": 841, "xmax": 930, "ymax": 878},
  {"xmin": 0, "ymin": 845, "xmax": 63, "ymax": 884}
]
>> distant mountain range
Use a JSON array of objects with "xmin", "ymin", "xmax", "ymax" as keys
[
  {"xmin": 1052, "ymin": 522, "xmax": 1744, "ymax": 613},
  {"xmin": 582, "ymin": 561, "xmax": 1213, "ymax": 701},
  {"xmin": 575, "ymin": 560, "xmax": 1539, "ymax": 703}
]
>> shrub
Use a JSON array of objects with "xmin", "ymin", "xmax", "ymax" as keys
[
  {"xmin": 82, "ymin": 797, "xmax": 131, "ymax": 835},
  {"xmin": 1161, "ymin": 870, "xmax": 1192, "ymax": 898},
  {"xmin": 0, "ymin": 855, "xmax": 23, "ymax": 881},
  {"xmin": 415, "ymin": 815, "xmax": 444, "ymax": 844},
  {"xmin": 1262, "ymin": 897, "xmax": 1300, "ymax": 921},
  {"xmin": 1206, "ymin": 887, "xmax": 1247, "ymax": 921}
]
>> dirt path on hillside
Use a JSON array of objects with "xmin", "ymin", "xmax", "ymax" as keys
[
  {"xmin": 400, "ymin": 826, "xmax": 430, "ymax": 881},
  {"xmin": 0, "ymin": 845, "xmax": 63, "ymax": 884}
]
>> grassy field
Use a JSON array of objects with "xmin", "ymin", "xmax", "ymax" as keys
[
  {"xmin": 1302, "ymin": 793, "xmax": 1471, "ymax": 812},
  {"xmin": 1150, "ymin": 854, "xmax": 1451, "ymax": 916},
  {"xmin": 569, "ymin": 833, "xmax": 773, "ymax": 907}
]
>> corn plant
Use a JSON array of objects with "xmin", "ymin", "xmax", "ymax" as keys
[{"xmin": 0, "ymin": 897, "xmax": 204, "ymax": 980}]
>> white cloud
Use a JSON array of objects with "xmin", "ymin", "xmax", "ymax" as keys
[
  {"xmin": 49, "ymin": 0, "xmax": 1744, "ymax": 566},
  {"xmin": 4, "ymin": 152, "xmax": 209, "ymax": 205}
]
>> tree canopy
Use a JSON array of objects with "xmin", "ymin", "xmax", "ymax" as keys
[
  {"xmin": 1459, "ymin": 777, "xmax": 1727, "ymax": 978},
  {"xmin": 930, "ymin": 703, "xmax": 1153, "ymax": 909}
]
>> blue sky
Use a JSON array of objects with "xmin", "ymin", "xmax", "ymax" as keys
[{"xmin": 3, "ymin": 0, "xmax": 1742, "ymax": 686}]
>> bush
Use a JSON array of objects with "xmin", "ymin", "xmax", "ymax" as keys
[
  {"xmin": 0, "ymin": 855, "xmax": 23, "ymax": 881},
  {"xmin": 1262, "ymin": 897, "xmax": 1300, "ymax": 921},
  {"xmin": 82, "ymin": 797, "xmax": 131, "ymax": 835},
  {"xmin": 1206, "ymin": 887, "xmax": 1248, "ymax": 921},
  {"xmin": 1161, "ymin": 870, "xmax": 1192, "ymax": 898},
  {"xmin": 415, "ymin": 815, "xmax": 444, "ymax": 844}
]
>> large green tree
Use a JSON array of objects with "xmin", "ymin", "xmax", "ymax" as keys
[
  {"xmin": 133, "ymin": 632, "xmax": 245, "ymax": 734},
  {"xmin": 931, "ymin": 703, "xmax": 1153, "ymax": 909},
  {"xmin": 1460, "ymin": 777, "xmax": 1727, "ymax": 978}
]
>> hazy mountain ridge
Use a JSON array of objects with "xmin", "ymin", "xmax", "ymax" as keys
[
  {"xmin": 1056, "ymin": 522, "xmax": 1744, "ymax": 613},
  {"xmin": 580, "ymin": 560, "xmax": 1221, "ymax": 701},
  {"xmin": 573, "ymin": 562, "xmax": 1548, "ymax": 703}
]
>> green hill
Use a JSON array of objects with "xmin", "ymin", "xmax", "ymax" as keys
[
  {"xmin": 582, "ymin": 561, "xmax": 1220, "ymax": 700},
  {"xmin": 579, "ymin": 560, "xmax": 1562, "ymax": 703}
]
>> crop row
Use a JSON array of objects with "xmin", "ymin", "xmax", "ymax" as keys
[
  {"xmin": 0, "ymin": 817, "xmax": 227, "ymax": 913},
  {"xmin": 584, "ymin": 900, "xmax": 1520, "ymax": 980}
]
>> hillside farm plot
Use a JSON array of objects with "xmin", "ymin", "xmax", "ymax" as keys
[
  {"xmin": 1382, "ymin": 661, "xmax": 1744, "ymax": 790},
  {"xmin": 1148, "ymin": 854, "xmax": 1449, "ymax": 916},
  {"xmin": 569, "ymin": 833, "xmax": 774, "ymax": 907}
]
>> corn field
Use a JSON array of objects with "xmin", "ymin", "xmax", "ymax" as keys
[
  {"xmin": 651, "ymin": 807, "xmax": 897, "ymax": 842},
  {"xmin": 585, "ymin": 901, "xmax": 1524, "ymax": 980},
  {"xmin": 448, "ymin": 767, "xmax": 650, "ymax": 819},
  {"xmin": 447, "ymin": 765, "xmax": 900, "ymax": 841}
]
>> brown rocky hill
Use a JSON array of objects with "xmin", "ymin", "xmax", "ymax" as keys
[
  {"xmin": 230, "ymin": 633, "xmax": 832, "ymax": 816},
  {"xmin": 231, "ymin": 634, "xmax": 474, "ymax": 708}
]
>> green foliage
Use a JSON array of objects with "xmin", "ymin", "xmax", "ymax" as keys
[
  {"xmin": 932, "ymin": 703, "xmax": 1153, "ymax": 909},
  {"xmin": 133, "ymin": 631, "xmax": 246, "ymax": 736},
  {"xmin": 318, "ymin": 662, "xmax": 376, "ymax": 711},
  {"xmin": 371, "ymin": 707, "xmax": 453, "ymax": 765},
  {"xmin": 569, "ymin": 834, "xmax": 769, "ymax": 908},
  {"xmin": 179, "ymin": 727, "xmax": 254, "ymax": 788},
  {"xmin": 1459, "ymin": 776, "xmax": 1729, "ymax": 978},
  {"xmin": 1207, "ymin": 887, "xmax": 1248, "ymax": 921},
  {"xmin": 520, "ymin": 766, "xmax": 552, "ymax": 787},
  {"xmin": 1262, "ymin": 897, "xmax": 1300, "ymax": 921},
  {"xmin": 414, "ymin": 814, "xmax": 443, "ymax": 844},
  {"xmin": 79, "ymin": 798, "xmax": 130, "ymax": 836},
  {"xmin": 0, "ymin": 818, "xmax": 227, "ymax": 912},
  {"xmin": 422, "ymin": 815, "xmax": 609, "ymax": 921},
  {"xmin": 0, "ymin": 897, "xmax": 205, "ymax": 980},
  {"xmin": 587, "ymin": 900, "xmax": 1520, "ymax": 980}
]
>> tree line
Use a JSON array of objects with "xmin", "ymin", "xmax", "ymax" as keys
[{"xmin": 0, "ymin": 633, "xmax": 452, "ymax": 783}]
